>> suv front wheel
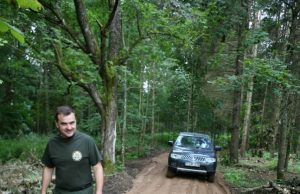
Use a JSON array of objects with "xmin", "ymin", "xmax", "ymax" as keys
[
  {"xmin": 207, "ymin": 172, "xmax": 215, "ymax": 182},
  {"xmin": 166, "ymin": 168, "xmax": 176, "ymax": 178}
]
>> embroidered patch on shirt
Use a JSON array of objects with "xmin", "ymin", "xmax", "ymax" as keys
[{"xmin": 72, "ymin": 151, "xmax": 82, "ymax": 161}]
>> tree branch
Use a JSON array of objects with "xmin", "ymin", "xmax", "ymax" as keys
[
  {"xmin": 73, "ymin": 0, "xmax": 100, "ymax": 63},
  {"xmin": 105, "ymin": 0, "xmax": 119, "ymax": 29},
  {"xmin": 38, "ymin": 1, "xmax": 86, "ymax": 52},
  {"xmin": 52, "ymin": 41, "xmax": 84, "ymax": 86}
]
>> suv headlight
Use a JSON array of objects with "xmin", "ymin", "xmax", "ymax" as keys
[
  {"xmin": 170, "ymin": 153, "xmax": 182, "ymax": 159},
  {"xmin": 205, "ymin": 158, "xmax": 216, "ymax": 163}
]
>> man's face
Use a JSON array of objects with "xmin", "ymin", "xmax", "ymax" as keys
[{"xmin": 56, "ymin": 112, "xmax": 76, "ymax": 138}]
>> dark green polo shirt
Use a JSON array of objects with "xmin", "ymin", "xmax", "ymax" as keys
[{"xmin": 42, "ymin": 131, "xmax": 102, "ymax": 190}]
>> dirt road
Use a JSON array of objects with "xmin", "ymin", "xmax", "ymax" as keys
[{"xmin": 125, "ymin": 152, "xmax": 231, "ymax": 194}]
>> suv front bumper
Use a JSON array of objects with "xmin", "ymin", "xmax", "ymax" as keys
[{"xmin": 168, "ymin": 158, "xmax": 217, "ymax": 174}]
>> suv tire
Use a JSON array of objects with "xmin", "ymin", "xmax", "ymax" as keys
[
  {"xmin": 166, "ymin": 168, "xmax": 176, "ymax": 178},
  {"xmin": 207, "ymin": 173, "xmax": 215, "ymax": 182}
]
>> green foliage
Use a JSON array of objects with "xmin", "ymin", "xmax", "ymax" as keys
[
  {"xmin": 0, "ymin": 51, "xmax": 39, "ymax": 135},
  {"xmin": 223, "ymin": 167, "xmax": 263, "ymax": 188},
  {"xmin": 0, "ymin": 0, "xmax": 42, "ymax": 43},
  {"xmin": 0, "ymin": 133, "xmax": 48, "ymax": 163},
  {"xmin": 115, "ymin": 132, "xmax": 169, "ymax": 163},
  {"xmin": 288, "ymin": 160, "xmax": 300, "ymax": 173},
  {"xmin": 153, "ymin": 132, "xmax": 174, "ymax": 147},
  {"xmin": 0, "ymin": 17, "xmax": 24, "ymax": 43},
  {"xmin": 103, "ymin": 158, "xmax": 116, "ymax": 176},
  {"xmin": 265, "ymin": 158, "xmax": 277, "ymax": 171},
  {"xmin": 224, "ymin": 168, "xmax": 247, "ymax": 186},
  {"xmin": 14, "ymin": 0, "xmax": 42, "ymax": 11},
  {"xmin": 214, "ymin": 134, "xmax": 231, "ymax": 149},
  {"xmin": 78, "ymin": 113, "xmax": 101, "ymax": 136}
]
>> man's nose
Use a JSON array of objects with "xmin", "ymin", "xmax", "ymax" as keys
[{"xmin": 66, "ymin": 124, "xmax": 73, "ymax": 129}]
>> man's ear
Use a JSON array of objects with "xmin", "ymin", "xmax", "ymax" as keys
[{"xmin": 55, "ymin": 121, "xmax": 59, "ymax": 128}]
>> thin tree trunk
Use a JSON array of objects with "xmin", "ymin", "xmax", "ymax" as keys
[
  {"xmin": 141, "ymin": 87, "xmax": 150, "ymax": 155},
  {"xmin": 296, "ymin": 96, "xmax": 300, "ymax": 159},
  {"xmin": 151, "ymin": 62, "xmax": 156, "ymax": 142},
  {"xmin": 277, "ymin": 91, "xmax": 289, "ymax": 180},
  {"xmin": 121, "ymin": 67, "xmax": 127, "ymax": 165},
  {"xmin": 284, "ymin": 135, "xmax": 291, "ymax": 171},
  {"xmin": 240, "ymin": 3, "xmax": 260, "ymax": 157},
  {"xmin": 240, "ymin": 76, "xmax": 253, "ymax": 157},
  {"xmin": 270, "ymin": 90, "xmax": 282, "ymax": 158},
  {"xmin": 261, "ymin": 83, "xmax": 268, "ymax": 122},
  {"xmin": 138, "ymin": 64, "xmax": 145, "ymax": 155},
  {"xmin": 229, "ymin": 0, "xmax": 248, "ymax": 164},
  {"xmin": 296, "ymin": 135, "xmax": 300, "ymax": 159},
  {"xmin": 187, "ymin": 90, "xmax": 191, "ymax": 132},
  {"xmin": 36, "ymin": 80, "xmax": 42, "ymax": 133},
  {"xmin": 277, "ymin": 0, "xmax": 300, "ymax": 179},
  {"xmin": 44, "ymin": 64, "xmax": 50, "ymax": 133}
]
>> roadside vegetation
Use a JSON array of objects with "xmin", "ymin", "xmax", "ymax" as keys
[
  {"xmin": 221, "ymin": 152, "xmax": 300, "ymax": 193},
  {"xmin": 1, "ymin": 133, "xmax": 299, "ymax": 193}
]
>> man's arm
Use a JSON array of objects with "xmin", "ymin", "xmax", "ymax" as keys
[
  {"xmin": 93, "ymin": 162, "xmax": 104, "ymax": 194},
  {"xmin": 41, "ymin": 166, "xmax": 54, "ymax": 194}
]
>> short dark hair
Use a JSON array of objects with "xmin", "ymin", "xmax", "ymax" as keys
[{"xmin": 55, "ymin": 105, "xmax": 75, "ymax": 121}]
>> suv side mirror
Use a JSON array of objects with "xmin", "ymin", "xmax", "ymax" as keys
[
  {"xmin": 214, "ymin": 145, "xmax": 221, "ymax": 151},
  {"xmin": 168, "ymin": 141, "xmax": 174, "ymax": 146}
]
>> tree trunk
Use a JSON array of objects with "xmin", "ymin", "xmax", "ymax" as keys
[
  {"xmin": 261, "ymin": 83, "xmax": 268, "ymax": 122},
  {"xmin": 187, "ymin": 81, "xmax": 194, "ymax": 132},
  {"xmin": 44, "ymin": 64, "xmax": 50, "ymax": 133},
  {"xmin": 186, "ymin": 89, "xmax": 191, "ymax": 132},
  {"xmin": 103, "ymin": 97, "xmax": 118, "ymax": 163},
  {"xmin": 277, "ymin": 91, "xmax": 289, "ymax": 180},
  {"xmin": 277, "ymin": 0, "xmax": 300, "ymax": 178},
  {"xmin": 151, "ymin": 62, "xmax": 156, "ymax": 142},
  {"xmin": 121, "ymin": 67, "xmax": 127, "ymax": 165},
  {"xmin": 138, "ymin": 64, "xmax": 145, "ymax": 155},
  {"xmin": 270, "ymin": 90, "xmax": 282, "ymax": 158},
  {"xmin": 229, "ymin": 0, "xmax": 248, "ymax": 164},
  {"xmin": 296, "ymin": 135, "xmax": 300, "ymax": 159},
  {"xmin": 284, "ymin": 136, "xmax": 291, "ymax": 171},
  {"xmin": 99, "ymin": 0, "xmax": 122, "ymax": 164},
  {"xmin": 240, "ymin": 76, "xmax": 253, "ymax": 157},
  {"xmin": 296, "ymin": 96, "xmax": 300, "ymax": 159},
  {"xmin": 240, "ymin": 3, "xmax": 260, "ymax": 157}
]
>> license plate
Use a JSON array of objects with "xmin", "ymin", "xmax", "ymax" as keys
[{"xmin": 185, "ymin": 162, "xmax": 200, "ymax": 167}]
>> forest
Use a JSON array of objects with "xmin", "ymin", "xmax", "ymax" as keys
[{"xmin": 0, "ymin": 0, "xmax": 299, "ymax": 193}]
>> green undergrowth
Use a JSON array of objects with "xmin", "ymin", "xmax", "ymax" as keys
[
  {"xmin": 221, "ymin": 151, "xmax": 300, "ymax": 189},
  {"xmin": 0, "ymin": 131, "xmax": 171, "ymax": 175},
  {"xmin": 116, "ymin": 132, "xmax": 171, "ymax": 162},
  {"xmin": 0, "ymin": 133, "xmax": 48, "ymax": 163}
]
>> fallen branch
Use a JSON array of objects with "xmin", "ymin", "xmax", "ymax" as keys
[{"xmin": 240, "ymin": 181, "xmax": 300, "ymax": 194}]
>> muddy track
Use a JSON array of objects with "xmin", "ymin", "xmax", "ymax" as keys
[{"xmin": 125, "ymin": 152, "xmax": 231, "ymax": 194}]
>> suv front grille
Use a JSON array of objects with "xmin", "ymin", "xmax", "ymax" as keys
[{"xmin": 181, "ymin": 154, "xmax": 205, "ymax": 162}]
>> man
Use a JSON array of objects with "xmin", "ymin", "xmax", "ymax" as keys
[{"xmin": 41, "ymin": 105, "xmax": 104, "ymax": 194}]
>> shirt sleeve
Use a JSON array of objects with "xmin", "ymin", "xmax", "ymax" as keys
[
  {"xmin": 88, "ymin": 138, "xmax": 102, "ymax": 166},
  {"xmin": 41, "ymin": 142, "xmax": 54, "ymax": 168}
]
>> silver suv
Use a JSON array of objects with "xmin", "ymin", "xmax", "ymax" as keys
[{"xmin": 167, "ymin": 132, "xmax": 221, "ymax": 182}]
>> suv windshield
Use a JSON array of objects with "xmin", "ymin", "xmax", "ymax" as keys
[{"xmin": 174, "ymin": 135, "xmax": 212, "ymax": 149}]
